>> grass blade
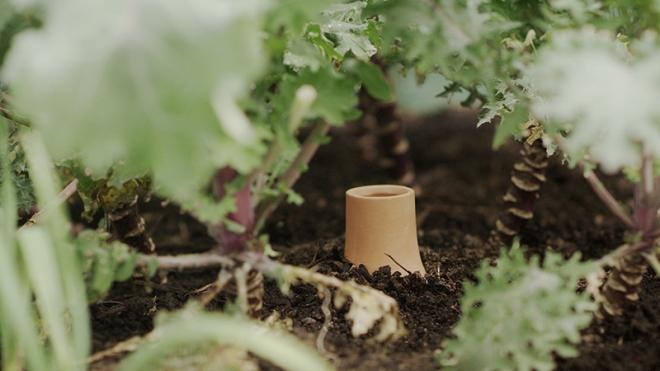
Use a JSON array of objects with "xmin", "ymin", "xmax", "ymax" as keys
[
  {"xmin": 17, "ymin": 227, "xmax": 76, "ymax": 370},
  {"xmin": 119, "ymin": 310, "xmax": 333, "ymax": 371},
  {"xmin": 0, "ymin": 119, "xmax": 49, "ymax": 371},
  {"xmin": 22, "ymin": 131, "xmax": 90, "ymax": 367}
]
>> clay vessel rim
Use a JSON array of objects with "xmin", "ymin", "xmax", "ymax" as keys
[{"xmin": 346, "ymin": 184, "xmax": 413, "ymax": 200}]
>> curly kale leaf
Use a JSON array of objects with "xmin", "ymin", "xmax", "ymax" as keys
[{"xmin": 438, "ymin": 243, "xmax": 598, "ymax": 371}]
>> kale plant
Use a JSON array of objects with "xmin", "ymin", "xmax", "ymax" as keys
[{"xmin": 438, "ymin": 243, "xmax": 598, "ymax": 370}]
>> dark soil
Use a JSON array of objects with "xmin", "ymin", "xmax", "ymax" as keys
[{"xmin": 90, "ymin": 109, "xmax": 659, "ymax": 370}]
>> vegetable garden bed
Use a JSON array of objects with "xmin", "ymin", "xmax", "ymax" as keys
[
  {"xmin": 3, "ymin": 1, "xmax": 660, "ymax": 370},
  {"xmin": 89, "ymin": 110, "xmax": 659, "ymax": 370}
]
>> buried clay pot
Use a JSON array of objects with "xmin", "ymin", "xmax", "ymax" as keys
[{"xmin": 344, "ymin": 184, "xmax": 426, "ymax": 275}]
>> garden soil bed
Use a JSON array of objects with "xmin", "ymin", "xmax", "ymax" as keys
[{"xmin": 90, "ymin": 109, "xmax": 659, "ymax": 371}]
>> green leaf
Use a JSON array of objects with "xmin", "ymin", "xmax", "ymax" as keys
[
  {"xmin": 2, "ymin": 0, "xmax": 269, "ymax": 206},
  {"xmin": 22, "ymin": 132, "xmax": 90, "ymax": 364},
  {"xmin": 267, "ymin": 0, "xmax": 334, "ymax": 35},
  {"xmin": 91, "ymin": 247, "xmax": 116, "ymax": 295},
  {"xmin": 275, "ymin": 66, "xmax": 361, "ymax": 125},
  {"xmin": 437, "ymin": 243, "xmax": 597, "ymax": 371},
  {"xmin": 119, "ymin": 305, "xmax": 333, "ymax": 371},
  {"xmin": 283, "ymin": 186, "xmax": 304, "ymax": 206},
  {"xmin": 115, "ymin": 259, "xmax": 137, "ymax": 282},
  {"xmin": 284, "ymin": 39, "xmax": 325, "ymax": 72},
  {"xmin": 146, "ymin": 257, "xmax": 159, "ymax": 278},
  {"xmin": 17, "ymin": 227, "xmax": 76, "ymax": 370},
  {"xmin": 0, "ymin": 1, "xmax": 14, "ymax": 33},
  {"xmin": 527, "ymin": 28, "xmax": 660, "ymax": 172},
  {"xmin": 321, "ymin": 1, "xmax": 376, "ymax": 61},
  {"xmin": 0, "ymin": 120, "xmax": 49, "ymax": 371},
  {"xmin": 345, "ymin": 59, "xmax": 393, "ymax": 101},
  {"xmin": 305, "ymin": 23, "xmax": 343, "ymax": 61},
  {"xmin": 492, "ymin": 104, "xmax": 528, "ymax": 148}
]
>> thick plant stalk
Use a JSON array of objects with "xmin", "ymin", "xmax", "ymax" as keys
[
  {"xmin": 359, "ymin": 91, "xmax": 416, "ymax": 187},
  {"xmin": 100, "ymin": 180, "xmax": 155, "ymax": 254},
  {"xmin": 377, "ymin": 103, "xmax": 416, "ymax": 186},
  {"xmin": 254, "ymin": 120, "xmax": 331, "ymax": 232},
  {"xmin": 599, "ymin": 250, "xmax": 648, "ymax": 316},
  {"xmin": 596, "ymin": 152, "xmax": 658, "ymax": 317},
  {"xmin": 208, "ymin": 168, "xmax": 263, "ymax": 314},
  {"xmin": 107, "ymin": 194, "xmax": 155, "ymax": 254},
  {"xmin": 494, "ymin": 134, "xmax": 548, "ymax": 245}
]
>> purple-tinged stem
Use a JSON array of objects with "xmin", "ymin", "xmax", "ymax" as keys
[
  {"xmin": 210, "ymin": 167, "xmax": 254, "ymax": 254},
  {"xmin": 598, "ymin": 151, "xmax": 659, "ymax": 317},
  {"xmin": 253, "ymin": 120, "xmax": 331, "ymax": 232},
  {"xmin": 634, "ymin": 152, "xmax": 658, "ymax": 235},
  {"xmin": 583, "ymin": 169, "xmax": 635, "ymax": 229}
]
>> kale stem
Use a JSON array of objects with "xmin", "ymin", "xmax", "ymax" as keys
[
  {"xmin": 582, "ymin": 168, "xmax": 635, "ymax": 229},
  {"xmin": 136, "ymin": 253, "xmax": 234, "ymax": 271},
  {"xmin": 634, "ymin": 150, "xmax": 658, "ymax": 236},
  {"xmin": 253, "ymin": 120, "xmax": 331, "ymax": 232}
]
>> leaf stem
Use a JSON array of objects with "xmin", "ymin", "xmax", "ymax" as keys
[
  {"xmin": 136, "ymin": 253, "xmax": 234, "ymax": 271},
  {"xmin": 253, "ymin": 121, "xmax": 331, "ymax": 232},
  {"xmin": 20, "ymin": 179, "xmax": 78, "ymax": 230},
  {"xmin": 634, "ymin": 150, "xmax": 658, "ymax": 235},
  {"xmin": 582, "ymin": 169, "xmax": 634, "ymax": 229}
]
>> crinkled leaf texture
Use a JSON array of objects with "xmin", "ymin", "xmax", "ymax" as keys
[
  {"xmin": 438, "ymin": 243, "xmax": 598, "ymax": 371},
  {"xmin": 2, "ymin": 0, "xmax": 268, "ymax": 204},
  {"xmin": 320, "ymin": 1, "xmax": 376, "ymax": 61},
  {"xmin": 273, "ymin": 66, "xmax": 360, "ymax": 125},
  {"xmin": 528, "ymin": 28, "xmax": 660, "ymax": 172}
]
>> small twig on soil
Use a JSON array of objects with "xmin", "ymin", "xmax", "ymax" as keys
[
  {"xmin": 385, "ymin": 253, "xmax": 413, "ymax": 275},
  {"xmin": 582, "ymin": 169, "xmax": 634, "ymax": 229},
  {"xmin": 254, "ymin": 121, "xmax": 331, "ymax": 231},
  {"xmin": 21, "ymin": 179, "xmax": 78, "ymax": 229}
]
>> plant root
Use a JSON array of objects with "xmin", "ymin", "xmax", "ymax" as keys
[
  {"xmin": 194, "ymin": 263, "xmax": 264, "ymax": 316},
  {"xmin": 268, "ymin": 261, "xmax": 407, "ymax": 342},
  {"xmin": 315, "ymin": 288, "xmax": 333, "ymax": 357}
]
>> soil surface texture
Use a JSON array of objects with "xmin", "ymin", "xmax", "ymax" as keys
[{"xmin": 90, "ymin": 109, "xmax": 659, "ymax": 371}]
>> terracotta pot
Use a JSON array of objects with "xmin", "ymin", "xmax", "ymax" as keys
[{"xmin": 344, "ymin": 184, "xmax": 426, "ymax": 275}]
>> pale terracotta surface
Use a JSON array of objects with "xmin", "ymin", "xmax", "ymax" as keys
[{"xmin": 344, "ymin": 185, "xmax": 426, "ymax": 275}]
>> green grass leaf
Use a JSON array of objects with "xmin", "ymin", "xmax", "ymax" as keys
[{"xmin": 119, "ymin": 306, "xmax": 334, "ymax": 371}]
